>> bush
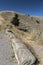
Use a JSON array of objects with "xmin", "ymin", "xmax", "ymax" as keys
[
  {"xmin": 36, "ymin": 20, "xmax": 40, "ymax": 24},
  {"xmin": 11, "ymin": 13, "xmax": 19, "ymax": 26}
]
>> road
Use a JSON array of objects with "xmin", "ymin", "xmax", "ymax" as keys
[{"xmin": 0, "ymin": 31, "xmax": 17, "ymax": 65}]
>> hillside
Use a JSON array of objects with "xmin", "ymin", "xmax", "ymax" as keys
[
  {"xmin": 0, "ymin": 11, "xmax": 43, "ymax": 44},
  {"xmin": 0, "ymin": 11, "xmax": 43, "ymax": 34},
  {"xmin": 0, "ymin": 11, "xmax": 43, "ymax": 65}
]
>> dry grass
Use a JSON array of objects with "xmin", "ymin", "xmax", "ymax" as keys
[
  {"xmin": 0, "ymin": 11, "xmax": 43, "ymax": 65},
  {"xmin": 11, "ymin": 26, "xmax": 43, "ymax": 45},
  {"xmin": 1, "ymin": 23, "xmax": 43, "ymax": 65},
  {"xmin": 10, "ymin": 26, "xmax": 43, "ymax": 65},
  {"xmin": 10, "ymin": 26, "xmax": 30, "ymax": 39}
]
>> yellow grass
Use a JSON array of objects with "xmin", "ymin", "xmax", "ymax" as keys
[
  {"xmin": 10, "ymin": 26, "xmax": 43, "ymax": 65},
  {"xmin": 11, "ymin": 26, "xmax": 43, "ymax": 45}
]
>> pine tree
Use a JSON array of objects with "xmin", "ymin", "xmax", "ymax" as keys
[{"xmin": 11, "ymin": 13, "xmax": 19, "ymax": 26}]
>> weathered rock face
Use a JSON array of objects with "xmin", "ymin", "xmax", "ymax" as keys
[
  {"xmin": 5, "ymin": 28, "xmax": 36, "ymax": 65},
  {"xmin": 11, "ymin": 38, "xmax": 36, "ymax": 65},
  {"xmin": 0, "ymin": 32, "xmax": 17, "ymax": 65}
]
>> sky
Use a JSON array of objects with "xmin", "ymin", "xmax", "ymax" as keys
[{"xmin": 0, "ymin": 0, "xmax": 43, "ymax": 16}]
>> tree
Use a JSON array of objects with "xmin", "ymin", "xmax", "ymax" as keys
[
  {"xmin": 36, "ymin": 20, "xmax": 40, "ymax": 24},
  {"xmin": 11, "ymin": 13, "xmax": 19, "ymax": 26}
]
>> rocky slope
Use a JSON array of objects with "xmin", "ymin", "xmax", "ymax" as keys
[
  {"xmin": 0, "ymin": 11, "xmax": 43, "ymax": 65},
  {"xmin": 0, "ymin": 32, "xmax": 17, "ymax": 65},
  {"xmin": 0, "ymin": 11, "xmax": 43, "ymax": 35}
]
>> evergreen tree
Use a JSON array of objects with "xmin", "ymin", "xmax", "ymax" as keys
[{"xmin": 11, "ymin": 13, "xmax": 19, "ymax": 26}]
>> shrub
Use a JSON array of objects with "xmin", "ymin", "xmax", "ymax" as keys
[
  {"xmin": 36, "ymin": 20, "xmax": 40, "ymax": 24},
  {"xmin": 19, "ymin": 28, "xmax": 28, "ymax": 32},
  {"xmin": 11, "ymin": 13, "xmax": 19, "ymax": 26},
  {"xmin": 28, "ymin": 14, "xmax": 30, "ymax": 16}
]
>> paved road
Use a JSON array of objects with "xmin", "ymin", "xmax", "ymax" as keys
[{"xmin": 0, "ymin": 32, "xmax": 17, "ymax": 65}]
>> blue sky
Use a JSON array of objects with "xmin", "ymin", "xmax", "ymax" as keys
[{"xmin": 0, "ymin": 0, "xmax": 43, "ymax": 16}]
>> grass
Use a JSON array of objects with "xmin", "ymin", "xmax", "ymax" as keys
[
  {"xmin": 10, "ymin": 25, "xmax": 43, "ymax": 46},
  {"xmin": 10, "ymin": 25, "xmax": 30, "ymax": 39},
  {"xmin": 1, "ymin": 24, "xmax": 43, "ymax": 65},
  {"xmin": 1, "ymin": 23, "xmax": 43, "ymax": 46},
  {"xmin": 5, "ymin": 25, "xmax": 43, "ymax": 65}
]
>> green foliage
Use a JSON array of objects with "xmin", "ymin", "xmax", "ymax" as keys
[{"xmin": 11, "ymin": 13, "xmax": 19, "ymax": 26}]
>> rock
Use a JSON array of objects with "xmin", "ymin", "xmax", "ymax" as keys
[
  {"xmin": 0, "ymin": 32, "xmax": 17, "ymax": 65},
  {"xmin": 11, "ymin": 38, "xmax": 36, "ymax": 65},
  {"xmin": 7, "ymin": 29, "xmax": 36, "ymax": 65},
  {"xmin": 5, "ymin": 29, "xmax": 36, "ymax": 65}
]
